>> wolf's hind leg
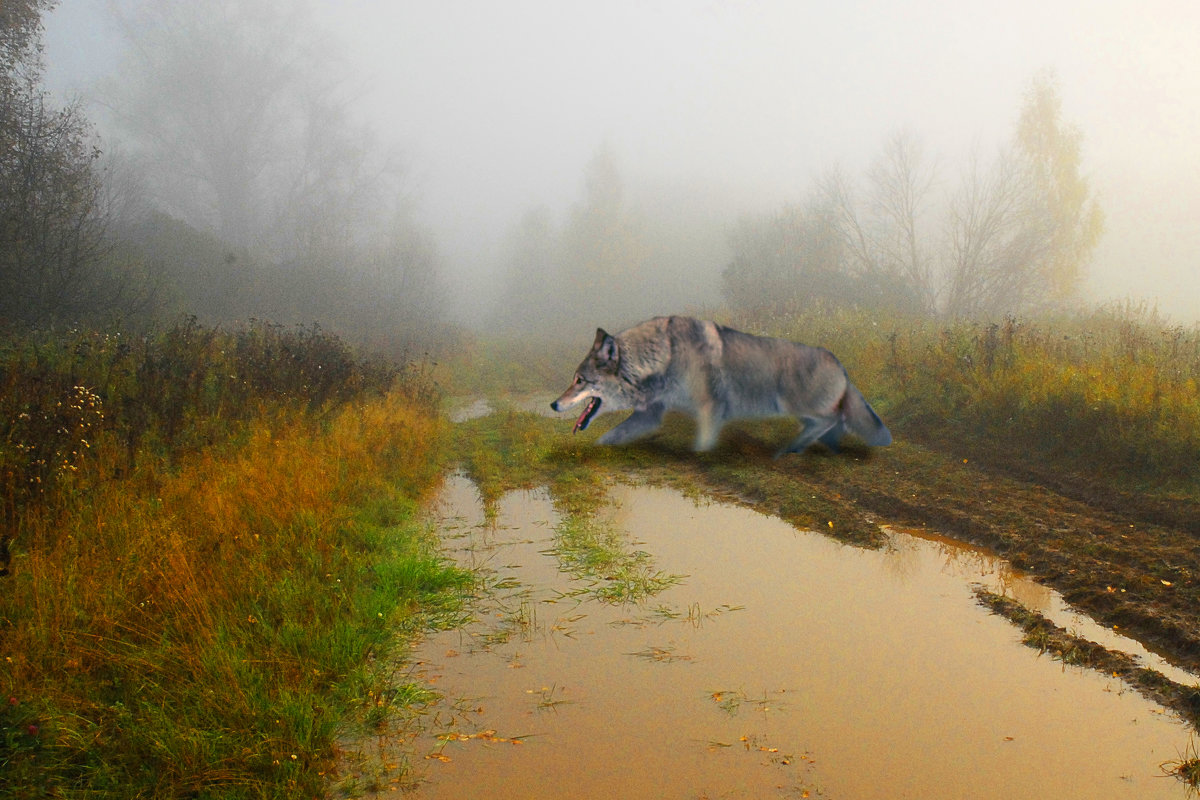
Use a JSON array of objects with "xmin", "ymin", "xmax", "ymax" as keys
[
  {"xmin": 817, "ymin": 418, "xmax": 846, "ymax": 453},
  {"xmin": 777, "ymin": 416, "xmax": 839, "ymax": 457},
  {"xmin": 598, "ymin": 404, "xmax": 665, "ymax": 446}
]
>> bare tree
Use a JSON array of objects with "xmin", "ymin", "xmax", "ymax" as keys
[
  {"xmin": 105, "ymin": 0, "xmax": 313, "ymax": 251},
  {"xmin": 0, "ymin": 0, "xmax": 145, "ymax": 326},
  {"xmin": 943, "ymin": 73, "xmax": 1103, "ymax": 317},
  {"xmin": 867, "ymin": 131, "xmax": 937, "ymax": 311},
  {"xmin": 818, "ymin": 165, "xmax": 872, "ymax": 274},
  {"xmin": 943, "ymin": 148, "xmax": 1051, "ymax": 317},
  {"xmin": 103, "ymin": 0, "xmax": 445, "ymax": 340},
  {"xmin": 813, "ymin": 133, "xmax": 936, "ymax": 314}
]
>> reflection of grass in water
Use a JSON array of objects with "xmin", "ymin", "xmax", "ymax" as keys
[
  {"xmin": 547, "ymin": 513, "xmax": 684, "ymax": 604},
  {"xmin": 627, "ymin": 644, "xmax": 693, "ymax": 663}
]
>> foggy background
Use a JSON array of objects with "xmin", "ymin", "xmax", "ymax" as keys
[{"xmin": 36, "ymin": 0, "xmax": 1200, "ymax": 335}]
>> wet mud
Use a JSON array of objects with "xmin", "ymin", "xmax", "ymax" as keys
[{"xmin": 345, "ymin": 472, "xmax": 1197, "ymax": 799}]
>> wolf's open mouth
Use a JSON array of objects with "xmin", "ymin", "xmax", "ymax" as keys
[{"xmin": 573, "ymin": 397, "xmax": 601, "ymax": 433}]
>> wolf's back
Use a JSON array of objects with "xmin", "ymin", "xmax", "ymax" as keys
[{"xmin": 843, "ymin": 381, "xmax": 892, "ymax": 446}]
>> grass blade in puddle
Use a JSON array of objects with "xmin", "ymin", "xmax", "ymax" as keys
[{"xmin": 543, "ymin": 512, "xmax": 685, "ymax": 604}]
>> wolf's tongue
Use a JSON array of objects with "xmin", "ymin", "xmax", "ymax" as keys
[{"xmin": 573, "ymin": 397, "xmax": 601, "ymax": 433}]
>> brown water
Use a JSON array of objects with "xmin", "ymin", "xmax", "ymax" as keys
[{"xmin": 348, "ymin": 474, "xmax": 1197, "ymax": 799}]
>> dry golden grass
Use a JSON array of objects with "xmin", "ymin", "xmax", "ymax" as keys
[{"xmin": 1, "ymin": 390, "xmax": 466, "ymax": 797}]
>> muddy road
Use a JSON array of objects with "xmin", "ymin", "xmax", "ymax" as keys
[
  {"xmin": 336, "ymin": 402, "xmax": 1199, "ymax": 797},
  {"xmin": 345, "ymin": 471, "xmax": 1196, "ymax": 798}
]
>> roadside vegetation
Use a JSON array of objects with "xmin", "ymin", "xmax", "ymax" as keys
[
  {"xmin": 0, "ymin": 320, "xmax": 470, "ymax": 798},
  {"xmin": 725, "ymin": 301, "xmax": 1200, "ymax": 503}
]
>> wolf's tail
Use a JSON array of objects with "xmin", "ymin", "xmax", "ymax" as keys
[{"xmin": 842, "ymin": 381, "xmax": 892, "ymax": 446}]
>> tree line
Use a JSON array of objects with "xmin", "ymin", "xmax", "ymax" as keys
[
  {"xmin": 721, "ymin": 73, "xmax": 1104, "ymax": 318},
  {"xmin": 5, "ymin": 1, "xmax": 1105, "ymax": 344},
  {"xmin": 0, "ymin": 0, "xmax": 448, "ymax": 352},
  {"xmin": 490, "ymin": 72, "xmax": 1103, "ymax": 330}
]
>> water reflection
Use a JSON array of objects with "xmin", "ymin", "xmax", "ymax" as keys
[{"xmin": 344, "ymin": 475, "xmax": 1195, "ymax": 799}]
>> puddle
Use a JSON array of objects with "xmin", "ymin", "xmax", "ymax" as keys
[
  {"xmin": 877, "ymin": 525, "xmax": 1200, "ymax": 688},
  {"xmin": 353, "ymin": 475, "xmax": 1197, "ymax": 799}
]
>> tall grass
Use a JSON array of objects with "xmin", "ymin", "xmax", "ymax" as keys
[
  {"xmin": 0, "ymin": 321, "xmax": 468, "ymax": 798},
  {"xmin": 725, "ymin": 303, "xmax": 1200, "ymax": 495},
  {"xmin": 0, "ymin": 319, "xmax": 408, "ymax": 568}
]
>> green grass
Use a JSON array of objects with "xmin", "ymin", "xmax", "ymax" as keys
[
  {"xmin": 446, "ymin": 406, "xmax": 685, "ymax": 604},
  {"xmin": 548, "ymin": 513, "xmax": 684, "ymax": 603},
  {"xmin": 0, "ymin": 324, "xmax": 471, "ymax": 798}
]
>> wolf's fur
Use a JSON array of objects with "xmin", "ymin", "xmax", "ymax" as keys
[{"xmin": 551, "ymin": 316, "xmax": 891, "ymax": 455}]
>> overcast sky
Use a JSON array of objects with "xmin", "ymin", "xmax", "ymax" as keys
[{"xmin": 44, "ymin": 0, "xmax": 1200, "ymax": 321}]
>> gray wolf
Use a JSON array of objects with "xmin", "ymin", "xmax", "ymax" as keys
[{"xmin": 551, "ymin": 316, "xmax": 891, "ymax": 455}]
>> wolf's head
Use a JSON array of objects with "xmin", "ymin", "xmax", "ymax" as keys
[{"xmin": 551, "ymin": 328, "xmax": 635, "ymax": 432}]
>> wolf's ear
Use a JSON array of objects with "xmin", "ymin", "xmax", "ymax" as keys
[{"xmin": 593, "ymin": 329, "xmax": 618, "ymax": 367}]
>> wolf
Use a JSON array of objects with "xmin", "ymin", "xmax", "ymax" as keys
[{"xmin": 551, "ymin": 316, "xmax": 891, "ymax": 455}]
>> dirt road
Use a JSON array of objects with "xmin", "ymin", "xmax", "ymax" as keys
[{"xmin": 590, "ymin": 414, "xmax": 1200, "ymax": 727}]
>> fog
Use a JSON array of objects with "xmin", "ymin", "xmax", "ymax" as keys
[{"xmin": 43, "ymin": 0, "xmax": 1200, "ymax": 327}]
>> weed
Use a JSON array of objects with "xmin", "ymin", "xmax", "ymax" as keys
[
  {"xmin": 1162, "ymin": 738, "xmax": 1200, "ymax": 790},
  {"xmin": 627, "ymin": 644, "xmax": 694, "ymax": 663},
  {"xmin": 0, "ymin": 337, "xmax": 466, "ymax": 798},
  {"xmin": 728, "ymin": 304, "xmax": 1200, "ymax": 498},
  {"xmin": 532, "ymin": 684, "xmax": 573, "ymax": 712}
]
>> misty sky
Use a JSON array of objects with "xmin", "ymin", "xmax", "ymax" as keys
[{"xmin": 44, "ymin": 0, "xmax": 1200, "ymax": 322}]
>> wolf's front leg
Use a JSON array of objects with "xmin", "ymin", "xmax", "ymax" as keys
[
  {"xmin": 597, "ymin": 404, "xmax": 665, "ymax": 445},
  {"xmin": 693, "ymin": 406, "xmax": 722, "ymax": 452}
]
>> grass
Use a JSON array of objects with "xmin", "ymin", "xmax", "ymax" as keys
[
  {"xmin": 445, "ymin": 404, "xmax": 687, "ymax": 605},
  {"xmin": 1162, "ymin": 739, "xmax": 1200, "ymax": 790},
  {"xmin": 0, "ymin": 324, "xmax": 470, "ymax": 798},
  {"xmin": 547, "ymin": 513, "xmax": 684, "ymax": 603},
  {"xmin": 725, "ymin": 302, "xmax": 1200, "ymax": 499}
]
